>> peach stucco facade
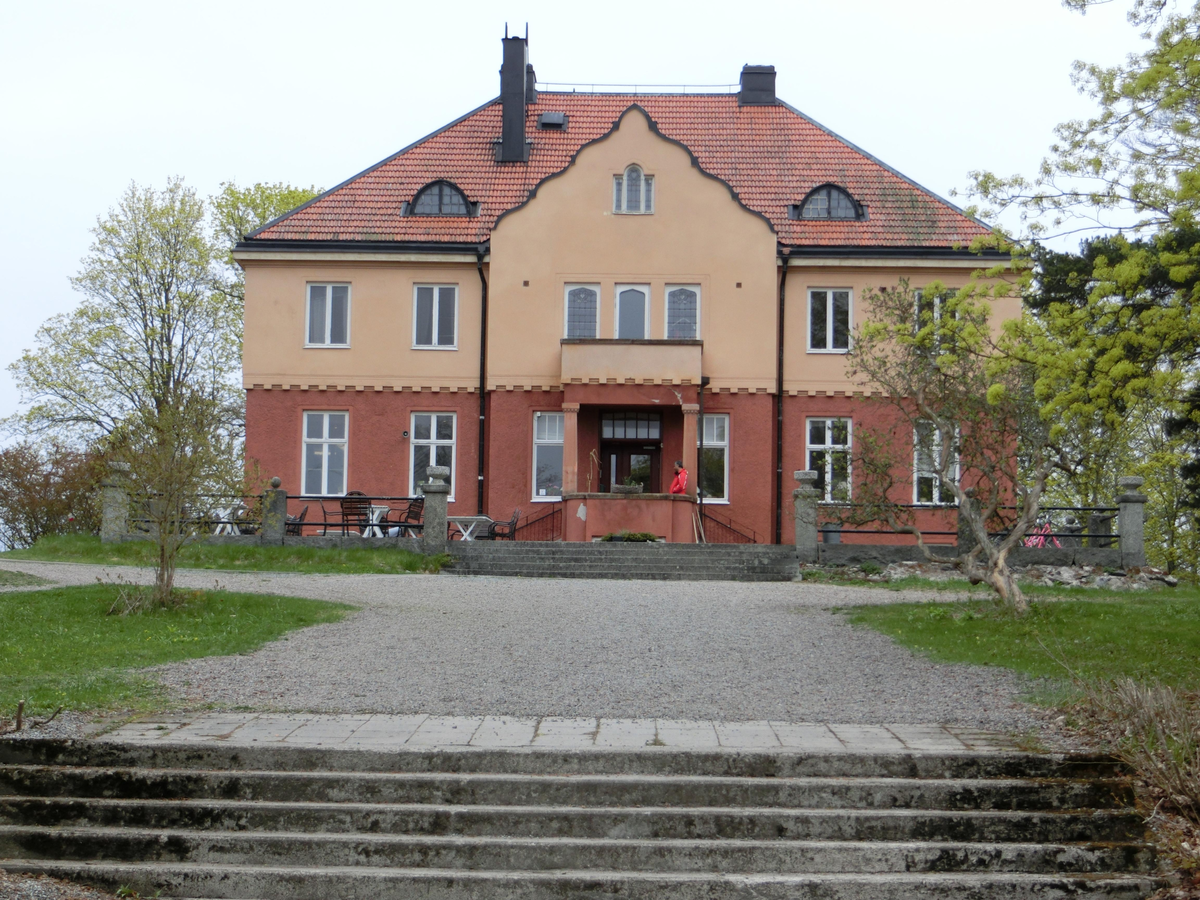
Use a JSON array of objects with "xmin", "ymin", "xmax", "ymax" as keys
[{"xmin": 236, "ymin": 49, "xmax": 1012, "ymax": 543}]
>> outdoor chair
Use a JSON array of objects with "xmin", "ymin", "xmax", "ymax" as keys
[
  {"xmin": 483, "ymin": 508, "xmax": 521, "ymax": 541},
  {"xmin": 339, "ymin": 491, "xmax": 372, "ymax": 535},
  {"xmin": 285, "ymin": 505, "xmax": 308, "ymax": 536},
  {"xmin": 387, "ymin": 497, "xmax": 424, "ymax": 537}
]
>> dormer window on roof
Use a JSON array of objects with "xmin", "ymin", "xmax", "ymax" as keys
[
  {"xmin": 410, "ymin": 181, "xmax": 471, "ymax": 216},
  {"xmin": 792, "ymin": 185, "xmax": 863, "ymax": 220},
  {"xmin": 613, "ymin": 165, "xmax": 654, "ymax": 214}
]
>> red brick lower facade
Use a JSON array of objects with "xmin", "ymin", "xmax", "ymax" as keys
[{"xmin": 246, "ymin": 388, "xmax": 954, "ymax": 543}]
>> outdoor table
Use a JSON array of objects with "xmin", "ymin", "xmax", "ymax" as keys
[
  {"xmin": 212, "ymin": 506, "xmax": 242, "ymax": 536},
  {"xmin": 362, "ymin": 505, "xmax": 390, "ymax": 538},
  {"xmin": 448, "ymin": 515, "xmax": 493, "ymax": 541}
]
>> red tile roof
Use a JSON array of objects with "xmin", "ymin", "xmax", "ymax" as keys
[{"xmin": 251, "ymin": 93, "xmax": 990, "ymax": 249}]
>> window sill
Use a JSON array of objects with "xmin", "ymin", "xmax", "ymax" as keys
[
  {"xmin": 806, "ymin": 348, "xmax": 850, "ymax": 355},
  {"xmin": 531, "ymin": 496, "xmax": 562, "ymax": 503},
  {"xmin": 304, "ymin": 343, "xmax": 351, "ymax": 349},
  {"xmin": 698, "ymin": 498, "xmax": 729, "ymax": 505},
  {"xmin": 412, "ymin": 344, "xmax": 458, "ymax": 351}
]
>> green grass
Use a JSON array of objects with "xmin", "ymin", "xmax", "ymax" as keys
[
  {"xmin": 0, "ymin": 568, "xmax": 50, "ymax": 588},
  {"xmin": 0, "ymin": 584, "xmax": 354, "ymax": 716},
  {"xmin": 3, "ymin": 534, "xmax": 446, "ymax": 575},
  {"xmin": 842, "ymin": 591, "xmax": 1200, "ymax": 695}
]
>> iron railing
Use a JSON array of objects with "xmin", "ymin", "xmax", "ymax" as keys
[
  {"xmin": 700, "ymin": 509, "xmax": 762, "ymax": 544},
  {"xmin": 285, "ymin": 495, "xmax": 423, "ymax": 537},
  {"xmin": 513, "ymin": 504, "xmax": 563, "ymax": 541}
]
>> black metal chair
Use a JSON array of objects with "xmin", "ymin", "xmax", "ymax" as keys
[
  {"xmin": 285, "ymin": 505, "xmax": 308, "ymax": 536},
  {"xmin": 387, "ymin": 497, "xmax": 425, "ymax": 537},
  {"xmin": 339, "ymin": 491, "xmax": 372, "ymax": 535},
  {"xmin": 484, "ymin": 508, "xmax": 521, "ymax": 541}
]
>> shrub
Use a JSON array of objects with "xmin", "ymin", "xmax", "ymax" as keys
[{"xmin": 0, "ymin": 441, "xmax": 104, "ymax": 549}]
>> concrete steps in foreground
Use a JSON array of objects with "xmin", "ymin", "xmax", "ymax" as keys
[
  {"xmin": 446, "ymin": 542, "xmax": 799, "ymax": 581},
  {"xmin": 0, "ymin": 738, "xmax": 1163, "ymax": 899}
]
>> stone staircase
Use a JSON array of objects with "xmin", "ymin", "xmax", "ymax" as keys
[
  {"xmin": 0, "ymin": 738, "xmax": 1163, "ymax": 899},
  {"xmin": 447, "ymin": 541, "xmax": 799, "ymax": 581}
]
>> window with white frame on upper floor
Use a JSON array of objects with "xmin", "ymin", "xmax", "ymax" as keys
[
  {"xmin": 809, "ymin": 289, "xmax": 851, "ymax": 352},
  {"xmin": 564, "ymin": 285, "xmax": 599, "ymax": 339},
  {"xmin": 807, "ymin": 417, "xmax": 851, "ymax": 502},
  {"xmin": 302, "ymin": 411, "xmax": 347, "ymax": 496},
  {"xmin": 307, "ymin": 284, "xmax": 350, "ymax": 346},
  {"xmin": 413, "ymin": 285, "xmax": 457, "ymax": 349},
  {"xmin": 914, "ymin": 420, "xmax": 959, "ymax": 505},
  {"xmin": 613, "ymin": 165, "xmax": 654, "ymax": 214},
  {"xmin": 615, "ymin": 285, "xmax": 650, "ymax": 339},
  {"xmin": 410, "ymin": 412, "xmax": 456, "ymax": 499},
  {"xmin": 533, "ymin": 412, "xmax": 564, "ymax": 500},
  {"xmin": 913, "ymin": 287, "xmax": 958, "ymax": 356},
  {"xmin": 699, "ymin": 413, "xmax": 729, "ymax": 502},
  {"xmin": 666, "ymin": 285, "xmax": 699, "ymax": 340}
]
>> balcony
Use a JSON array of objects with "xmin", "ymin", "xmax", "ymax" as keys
[{"xmin": 560, "ymin": 339, "xmax": 702, "ymax": 385}]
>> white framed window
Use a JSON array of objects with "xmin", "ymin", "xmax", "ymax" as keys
[
  {"xmin": 615, "ymin": 284, "xmax": 650, "ymax": 339},
  {"xmin": 306, "ymin": 284, "xmax": 350, "ymax": 347},
  {"xmin": 564, "ymin": 284, "xmax": 600, "ymax": 339},
  {"xmin": 410, "ymin": 412, "xmax": 456, "ymax": 499},
  {"xmin": 613, "ymin": 164, "xmax": 654, "ymax": 214},
  {"xmin": 914, "ymin": 420, "xmax": 959, "ymax": 505},
  {"xmin": 807, "ymin": 417, "xmax": 851, "ymax": 502},
  {"xmin": 533, "ymin": 412, "xmax": 565, "ymax": 500},
  {"xmin": 666, "ymin": 285, "xmax": 700, "ymax": 340},
  {"xmin": 302, "ymin": 411, "xmax": 347, "ymax": 496},
  {"xmin": 413, "ymin": 285, "xmax": 457, "ymax": 349},
  {"xmin": 808, "ymin": 289, "xmax": 851, "ymax": 352},
  {"xmin": 698, "ymin": 413, "xmax": 729, "ymax": 503},
  {"xmin": 914, "ymin": 288, "xmax": 957, "ymax": 355}
]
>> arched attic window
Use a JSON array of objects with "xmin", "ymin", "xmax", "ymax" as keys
[
  {"xmin": 613, "ymin": 165, "xmax": 654, "ymax": 214},
  {"xmin": 792, "ymin": 184, "xmax": 864, "ymax": 220},
  {"xmin": 410, "ymin": 181, "xmax": 472, "ymax": 216}
]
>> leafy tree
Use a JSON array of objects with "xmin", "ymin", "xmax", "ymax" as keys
[
  {"xmin": 9, "ymin": 178, "xmax": 238, "ymax": 438},
  {"xmin": 843, "ymin": 279, "xmax": 1070, "ymax": 613},
  {"xmin": 0, "ymin": 441, "xmax": 104, "ymax": 549}
]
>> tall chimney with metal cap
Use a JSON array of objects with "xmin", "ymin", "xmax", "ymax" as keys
[{"xmin": 499, "ymin": 28, "xmax": 531, "ymax": 162}]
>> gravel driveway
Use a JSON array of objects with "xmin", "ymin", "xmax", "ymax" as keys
[{"xmin": 1, "ymin": 561, "xmax": 1040, "ymax": 733}]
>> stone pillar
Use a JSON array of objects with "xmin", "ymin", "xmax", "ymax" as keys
[
  {"xmin": 1087, "ymin": 512, "xmax": 1114, "ymax": 548},
  {"xmin": 1061, "ymin": 515, "xmax": 1083, "ymax": 549},
  {"xmin": 260, "ymin": 477, "xmax": 288, "ymax": 545},
  {"xmin": 681, "ymin": 403, "xmax": 699, "ymax": 498},
  {"xmin": 100, "ymin": 461, "xmax": 131, "ymax": 544},
  {"xmin": 1117, "ymin": 475, "xmax": 1148, "ymax": 568},
  {"xmin": 562, "ymin": 403, "xmax": 580, "ymax": 494},
  {"xmin": 793, "ymin": 470, "xmax": 820, "ymax": 564},
  {"xmin": 421, "ymin": 465, "xmax": 451, "ymax": 555}
]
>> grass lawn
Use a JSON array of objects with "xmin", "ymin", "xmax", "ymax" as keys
[
  {"xmin": 0, "ymin": 584, "xmax": 354, "ymax": 716},
  {"xmin": 3, "ymin": 534, "xmax": 445, "ymax": 575},
  {"xmin": 842, "ymin": 589, "xmax": 1200, "ymax": 695},
  {"xmin": 0, "ymin": 568, "xmax": 50, "ymax": 588}
]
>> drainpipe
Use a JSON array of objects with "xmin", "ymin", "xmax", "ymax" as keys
[
  {"xmin": 475, "ymin": 245, "xmax": 490, "ymax": 515},
  {"xmin": 775, "ymin": 246, "xmax": 791, "ymax": 545},
  {"xmin": 698, "ymin": 376, "xmax": 711, "ymax": 521}
]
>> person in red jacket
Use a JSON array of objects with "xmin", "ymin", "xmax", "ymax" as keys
[{"xmin": 669, "ymin": 460, "xmax": 688, "ymax": 494}]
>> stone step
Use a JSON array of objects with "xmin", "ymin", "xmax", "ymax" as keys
[
  {"xmin": 0, "ymin": 743, "xmax": 1126, "ymax": 780},
  {"xmin": 0, "ymin": 767, "xmax": 1135, "ymax": 811},
  {"xmin": 3, "ymin": 861, "xmax": 1165, "ymax": 900},
  {"xmin": 0, "ymin": 797, "xmax": 1145, "ymax": 843},
  {"xmin": 0, "ymin": 827, "xmax": 1157, "ymax": 875}
]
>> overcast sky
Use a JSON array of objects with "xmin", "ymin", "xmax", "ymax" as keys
[{"xmin": 0, "ymin": 0, "xmax": 1139, "ymax": 425}]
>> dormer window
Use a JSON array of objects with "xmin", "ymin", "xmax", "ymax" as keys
[
  {"xmin": 410, "ymin": 181, "xmax": 471, "ymax": 216},
  {"xmin": 792, "ymin": 185, "xmax": 863, "ymax": 220},
  {"xmin": 613, "ymin": 165, "xmax": 654, "ymax": 214}
]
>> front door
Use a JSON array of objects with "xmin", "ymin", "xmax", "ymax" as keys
[{"xmin": 598, "ymin": 411, "xmax": 662, "ymax": 492}]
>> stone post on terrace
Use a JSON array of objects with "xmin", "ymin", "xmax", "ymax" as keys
[
  {"xmin": 793, "ymin": 470, "xmax": 820, "ymax": 564},
  {"xmin": 421, "ymin": 466, "xmax": 451, "ymax": 555},
  {"xmin": 260, "ymin": 477, "xmax": 288, "ymax": 545},
  {"xmin": 99, "ymin": 461, "xmax": 131, "ymax": 544},
  {"xmin": 1116, "ymin": 475, "xmax": 1148, "ymax": 568}
]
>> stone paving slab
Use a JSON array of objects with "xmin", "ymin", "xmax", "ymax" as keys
[{"xmin": 97, "ymin": 713, "xmax": 1019, "ymax": 753}]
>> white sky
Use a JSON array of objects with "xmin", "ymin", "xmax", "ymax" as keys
[{"xmin": 0, "ymin": 0, "xmax": 1139, "ymax": 423}]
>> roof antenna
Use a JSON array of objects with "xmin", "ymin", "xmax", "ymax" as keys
[
  {"xmin": 524, "ymin": 22, "xmax": 528, "ymax": 39},
  {"xmin": 504, "ymin": 23, "xmax": 508, "ymax": 38}
]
